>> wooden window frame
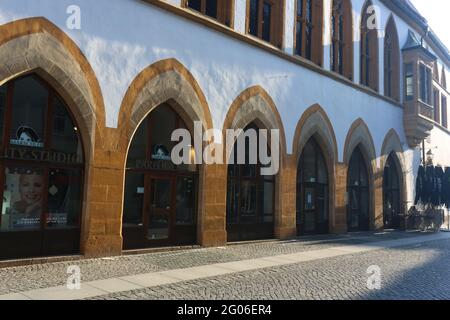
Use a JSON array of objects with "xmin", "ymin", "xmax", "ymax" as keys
[
  {"xmin": 360, "ymin": 1, "xmax": 379, "ymax": 92},
  {"xmin": 384, "ymin": 17, "xmax": 400, "ymax": 101},
  {"xmin": 294, "ymin": 0, "xmax": 323, "ymax": 66},
  {"xmin": 404, "ymin": 63, "xmax": 414, "ymax": 101},
  {"xmin": 442, "ymin": 95, "xmax": 448, "ymax": 129},
  {"xmin": 0, "ymin": 74, "xmax": 85, "ymax": 234},
  {"xmin": 433, "ymin": 88, "xmax": 441, "ymax": 123},
  {"xmin": 442, "ymin": 66, "xmax": 447, "ymax": 91},
  {"xmin": 246, "ymin": 0, "xmax": 284, "ymax": 48},
  {"xmin": 419, "ymin": 62, "xmax": 432, "ymax": 105},
  {"xmin": 183, "ymin": 0, "xmax": 234, "ymax": 27},
  {"xmin": 226, "ymin": 123, "xmax": 275, "ymax": 227},
  {"xmin": 331, "ymin": 0, "xmax": 352, "ymax": 79}
]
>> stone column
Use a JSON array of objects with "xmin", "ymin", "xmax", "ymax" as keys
[
  {"xmin": 275, "ymin": 154, "xmax": 297, "ymax": 239},
  {"xmin": 373, "ymin": 168, "xmax": 384, "ymax": 231},
  {"xmin": 198, "ymin": 163, "xmax": 228, "ymax": 247},
  {"xmin": 333, "ymin": 162, "xmax": 348, "ymax": 234},
  {"xmin": 81, "ymin": 130, "xmax": 126, "ymax": 258}
]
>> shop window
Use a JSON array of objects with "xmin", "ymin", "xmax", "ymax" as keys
[
  {"xmin": 0, "ymin": 74, "xmax": 83, "ymax": 259},
  {"xmin": 226, "ymin": 123, "xmax": 275, "ymax": 241},
  {"xmin": 185, "ymin": 0, "xmax": 233, "ymax": 26},
  {"xmin": 10, "ymin": 76, "xmax": 47, "ymax": 148},
  {"xmin": 247, "ymin": 0, "xmax": 283, "ymax": 48},
  {"xmin": 123, "ymin": 172, "xmax": 145, "ymax": 226},
  {"xmin": 295, "ymin": 0, "xmax": 323, "ymax": 66},
  {"xmin": 347, "ymin": 146, "xmax": 370, "ymax": 231},
  {"xmin": 383, "ymin": 153, "xmax": 401, "ymax": 229},
  {"xmin": 419, "ymin": 63, "xmax": 432, "ymax": 105},
  {"xmin": 331, "ymin": 0, "xmax": 352, "ymax": 78},
  {"xmin": 384, "ymin": 17, "xmax": 400, "ymax": 101},
  {"xmin": 296, "ymin": 137, "xmax": 329, "ymax": 235},
  {"xmin": 360, "ymin": 0, "xmax": 379, "ymax": 91},
  {"xmin": 123, "ymin": 103, "xmax": 198, "ymax": 249},
  {"xmin": 0, "ymin": 86, "xmax": 6, "ymax": 146}
]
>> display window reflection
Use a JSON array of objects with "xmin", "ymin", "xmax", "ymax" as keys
[
  {"xmin": 47, "ymin": 168, "xmax": 82, "ymax": 229},
  {"xmin": 1, "ymin": 167, "xmax": 44, "ymax": 231},
  {"xmin": 0, "ymin": 74, "xmax": 84, "ymax": 259}
]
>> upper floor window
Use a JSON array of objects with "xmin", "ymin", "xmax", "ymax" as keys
[
  {"xmin": 419, "ymin": 63, "xmax": 432, "ymax": 105},
  {"xmin": 433, "ymin": 62, "xmax": 440, "ymax": 83},
  {"xmin": 433, "ymin": 88, "xmax": 440, "ymax": 123},
  {"xmin": 442, "ymin": 66, "xmax": 447, "ymax": 90},
  {"xmin": 184, "ymin": 0, "xmax": 233, "ymax": 26},
  {"xmin": 331, "ymin": 0, "xmax": 353, "ymax": 79},
  {"xmin": 360, "ymin": 0, "xmax": 379, "ymax": 92},
  {"xmin": 384, "ymin": 17, "xmax": 400, "ymax": 101},
  {"xmin": 442, "ymin": 95, "xmax": 448, "ymax": 128},
  {"xmin": 247, "ymin": 0, "xmax": 283, "ymax": 47},
  {"xmin": 295, "ymin": 0, "xmax": 323, "ymax": 66},
  {"xmin": 404, "ymin": 63, "xmax": 414, "ymax": 101}
]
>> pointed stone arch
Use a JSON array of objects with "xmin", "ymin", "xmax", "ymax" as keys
[
  {"xmin": 344, "ymin": 118, "xmax": 379, "ymax": 230},
  {"xmin": 380, "ymin": 128, "xmax": 404, "ymax": 172},
  {"xmin": 118, "ymin": 58, "xmax": 214, "ymax": 153},
  {"xmin": 0, "ymin": 17, "xmax": 106, "ymax": 161},
  {"xmin": 117, "ymin": 58, "xmax": 222, "ymax": 248},
  {"xmin": 222, "ymin": 85, "xmax": 287, "ymax": 161},
  {"xmin": 360, "ymin": 0, "xmax": 379, "ymax": 92},
  {"xmin": 223, "ymin": 86, "xmax": 292, "ymax": 240},
  {"xmin": 380, "ymin": 129, "xmax": 407, "ymax": 226},
  {"xmin": 293, "ymin": 104, "xmax": 338, "ymax": 164},
  {"xmin": 343, "ymin": 118, "xmax": 376, "ymax": 169},
  {"xmin": 293, "ymin": 104, "xmax": 338, "ymax": 233},
  {"xmin": 384, "ymin": 15, "xmax": 400, "ymax": 101}
]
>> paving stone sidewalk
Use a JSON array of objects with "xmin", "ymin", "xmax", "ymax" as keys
[
  {"xmin": 0, "ymin": 231, "xmax": 442, "ymax": 296},
  {"xmin": 93, "ymin": 236, "xmax": 450, "ymax": 300}
]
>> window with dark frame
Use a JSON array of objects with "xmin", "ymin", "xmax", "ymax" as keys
[
  {"xmin": 442, "ymin": 95, "xmax": 448, "ymax": 128},
  {"xmin": 331, "ymin": 0, "xmax": 353, "ymax": 79},
  {"xmin": 442, "ymin": 66, "xmax": 447, "ymax": 90},
  {"xmin": 405, "ymin": 63, "xmax": 414, "ymax": 101},
  {"xmin": 347, "ymin": 146, "xmax": 370, "ymax": 231},
  {"xmin": 185, "ymin": 0, "xmax": 232, "ymax": 26},
  {"xmin": 248, "ymin": 0, "xmax": 282, "ymax": 47},
  {"xmin": 384, "ymin": 17, "xmax": 400, "ymax": 101},
  {"xmin": 419, "ymin": 63, "xmax": 432, "ymax": 104},
  {"xmin": 295, "ymin": 0, "xmax": 323, "ymax": 65},
  {"xmin": 226, "ymin": 123, "xmax": 275, "ymax": 233},
  {"xmin": 0, "ymin": 74, "xmax": 83, "ymax": 242},
  {"xmin": 296, "ymin": 137, "xmax": 329, "ymax": 235},
  {"xmin": 360, "ymin": 1, "xmax": 379, "ymax": 91},
  {"xmin": 434, "ymin": 88, "xmax": 441, "ymax": 123}
]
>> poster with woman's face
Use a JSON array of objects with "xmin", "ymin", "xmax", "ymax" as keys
[{"xmin": 1, "ymin": 167, "xmax": 44, "ymax": 231}]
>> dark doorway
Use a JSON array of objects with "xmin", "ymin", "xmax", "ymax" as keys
[
  {"xmin": 296, "ymin": 137, "xmax": 329, "ymax": 235},
  {"xmin": 122, "ymin": 104, "xmax": 198, "ymax": 249},
  {"xmin": 226, "ymin": 123, "xmax": 275, "ymax": 242},
  {"xmin": 383, "ymin": 153, "xmax": 401, "ymax": 229},
  {"xmin": 347, "ymin": 146, "xmax": 370, "ymax": 231}
]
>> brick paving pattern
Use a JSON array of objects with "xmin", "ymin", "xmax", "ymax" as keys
[{"xmin": 1, "ymin": 231, "xmax": 448, "ymax": 299}]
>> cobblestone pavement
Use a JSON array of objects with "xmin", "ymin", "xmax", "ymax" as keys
[
  {"xmin": 93, "ymin": 236, "xmax": 450, "ymax": 300},
  {"xmin": 0, "ymin": 231, "xmax": 446, "ymax": 298}
]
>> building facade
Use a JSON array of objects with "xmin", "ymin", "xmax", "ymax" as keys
[{"xmin": 0, "ymin": 0, "xmax": 449, "ymax": 260}]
